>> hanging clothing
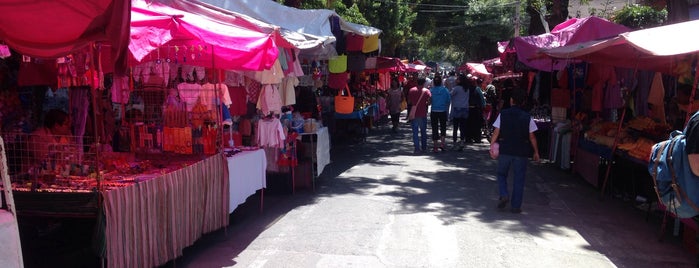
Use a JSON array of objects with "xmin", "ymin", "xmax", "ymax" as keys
[
  {"xmin": 256, "ymin": 118, "xmax": 286, "ymax": 149},
  {"xmin": 648, "ymin": 72, "xmax": 666, "ymax": 124},
  {"xmin": 280, "ymin": 76, "xmax": 299, "ymax": 106},
  {"xmin": 245, "ymin": 77, "xmax": 262, "ymax": 103},
  {"xmin": 228, "ymin": 86, "xmax": 248, "ymax": 116},
  {"xmin": 177, "ymin": 82, "xmax": 204, "ymax": 112},
  {"xmin": 256, "ymin": 84, "xmax": 283, "ymax": 116}
]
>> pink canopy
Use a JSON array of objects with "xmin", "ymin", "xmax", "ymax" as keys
[
  {"xmin": 513, "ymin": 17, "xmax": 630, "ymax": 71},
  {"xmin": 459, "ymin": 62, "xmax": 492, "ymax": 78},
  {"xmin": 0, "ymin": 0, "xmax": 131, "ymax": 75},
  {"xmin": 541, "ymin": 19, "xmax": 699, "ymax": 74},
  {"xmin": 130, "ymin": 0, "xmax": 278, "ymax": 71}
]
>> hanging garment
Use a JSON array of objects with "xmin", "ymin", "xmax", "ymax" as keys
[
  {"xmin": 280, "ymin": 76, "xmax": 299, "ymax": 106},
  {"xmin": 256, "ymin": 118, "xmax": 286, "ymax": 149},
  {"xmin": 256, "ymin": 84, "xmax": 283, "ymax": 116},
  {"xmin": 228, "ymin": 86, "xmax": 248, "ymax": 116}
]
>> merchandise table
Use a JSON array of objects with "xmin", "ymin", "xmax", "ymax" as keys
[
  {"xmin": 334, "ymin": 104, "xmax": 374, "ymax": 141},
  {"xmin": 102, "ymin": 155, "xmax": 228, "ymax": 268},
  {"xmin": 298, "ymin": 127, "xmax": 331, "ymax": 191},
  {"xmin": 0, "ymin": 210, "xmax": 22, "ymax": 268},
  {"xmin": 226, "ymin": 149, "xmax": 267, "ymax": 213}
]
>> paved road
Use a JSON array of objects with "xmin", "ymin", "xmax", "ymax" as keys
[{"xmin": 165, "ymin": 121, "xmax": 696, "ymax": 268}]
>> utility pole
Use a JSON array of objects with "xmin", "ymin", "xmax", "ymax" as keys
[{"xmin": 514, "ymin": 1, "xmax": 521, "ymax": 37}]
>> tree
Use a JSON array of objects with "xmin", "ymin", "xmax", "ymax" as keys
[{"xmin": 612, "ymin": 4, "xmax": 666, "ymax": 29}]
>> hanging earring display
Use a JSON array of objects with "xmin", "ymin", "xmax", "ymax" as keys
[
  {"xmin": 155, "ymin": 48, "xmax": 161, "ymax": 65},
  {"xmin": 191, "ymin": 45, "xmax": 196, "ymax": 61},
  {"xmin": 166, "ymin": 46, "xmax": 171, "ymax": 63},
  {"xmin": 174, "ymin": 45, "xmax": 179, "ymax": 64}
]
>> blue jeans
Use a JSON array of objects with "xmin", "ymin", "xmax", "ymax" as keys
[
  {"xmin": 411, "ymin": 117, "xmax": 427, "ymax": 151},
  {"xmin": 496, "ymin": 154, "xmax": 528, "ymax": 209}
]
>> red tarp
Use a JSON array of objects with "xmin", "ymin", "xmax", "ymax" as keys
[
  {"xmin": 512, "ymin": 17, "xmax": 630, "ymax": 71},
  {"xmin": 130, "ymin": 0, "xmax": 278, "ymax": 71},
  {"xmin": 364, "ymin": 57, "xmax": 405, "ymax": 73},
  {"xmin": 0, "ymin": 0, "xmax": 131, "ymax": 75},
  {"xmin": 541, "ymin": 19, "xmax": 699, "ymax": 74}
]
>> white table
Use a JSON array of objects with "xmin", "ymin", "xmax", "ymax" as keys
[
  {"xmin": 226, "ymin": 149, "xmax": 267, "ymax": 213},
  {"xmin": 298, "ymin": 127, "xmax": 331, "ymax": 190},
  {"xmin": 0, "ymin": 210, "xmax": 22, "ymax": 268}
]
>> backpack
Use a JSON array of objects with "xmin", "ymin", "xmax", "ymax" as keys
[{"xmin": 648, "ymin": 128, "xmax": 699, "ymax": 218}]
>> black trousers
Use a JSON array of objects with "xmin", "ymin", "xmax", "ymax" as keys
[
  {"xmin": 466, "ymin": 107, "xmax": 483, "ymax": 142},
  {"xmin": 430, "ymin": 111, "xmax": 448, "ymax": 140}
]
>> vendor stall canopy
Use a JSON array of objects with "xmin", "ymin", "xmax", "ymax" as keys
[
  {"xmin": 511, "ymin": 16, "xmax": 630, "ymax": 72},
  {"xmin": 540, "ymin": 19, "xmax": 699, "ymax": 74},
  {"xmin": 0, "ymin": 0, "xmax": 130, "ymax": 75},
  {"xmin": 459, "ymin": 62, "xmax": 492, "ymax": 78},
  {"xmin": 131, "ymin": 0, "xmax": 280, "ymax": 71},
  {"xmin": 198, "ymin": 0, "xmax": 382, "ymax": 59}
]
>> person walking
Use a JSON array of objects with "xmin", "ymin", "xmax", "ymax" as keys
[
  {"xmin": 490, "ymin": 88, "xmax": 540, "ymax": 213},
  {"xmin": 429, "ymin": 76, "xmax": 451, "ymax": 152},
  {"xmin": 408, "ymin": 77, "xmax": 431, "ymax": 154},
  {"xmin": 386, "ymin": 77, "xmax": 405, "ymax": 132},
  {"xmin": 450, "ymin": 73, "xmax": 470, "ymax": 150},
  {"xmin": 466, "ymin": 76, "xmax": 486, "ymax": 143}
]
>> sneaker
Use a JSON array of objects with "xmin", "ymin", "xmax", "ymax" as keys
[
  {"xmin": 510, "ymin": 208, "xmax": 522, "ymax": 214},
  {"xmin": 497, "ymin": 197, "xmax": 508, "ymax": 209}
]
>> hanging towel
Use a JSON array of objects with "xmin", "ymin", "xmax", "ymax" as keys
[{"xmin": 647, "ymin": 72, "xmax": 666, "ymax": 124}]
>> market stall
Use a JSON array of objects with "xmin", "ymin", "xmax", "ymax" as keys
[
  {"xmin": 539, "ymin": 19, "xmax": 699, "ymax": 191},
  {"xmin": 226, "ymin": 149, "xmax": 267, "ymax": 213}
]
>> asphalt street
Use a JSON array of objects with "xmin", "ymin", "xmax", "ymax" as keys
[{"xmin": 163, "ymin": 119, "xmax": 696, "ymax": 268}]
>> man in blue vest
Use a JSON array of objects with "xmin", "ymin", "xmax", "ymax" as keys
[{"xmin": 489, "ymin": 88, "xmax": 540, "ymax": 213}]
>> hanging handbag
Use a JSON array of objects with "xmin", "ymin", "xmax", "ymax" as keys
[
  {"xmin": 335, "ymin": 85, "xmax": 355, "ymax": 114},
  {"xmin": 328, "ymin": 54, "xmax": 347, "ymax": 73},
  {"xmin": 408, "ymin": 89, "xmax": 426, "ymax": 120}
]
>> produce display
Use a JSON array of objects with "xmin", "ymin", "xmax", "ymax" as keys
[{"xmin": 583, "ymin": 116, "xmax": 671, "ymax": 162}]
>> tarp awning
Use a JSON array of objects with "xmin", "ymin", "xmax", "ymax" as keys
[
  {"xmin": 513, "ymin": 17, "xmax": 630, "ymax": 71},
  {"xmin": 198, "ymin": 0, "xmax": 381, "ymax": 39},
  {"xmin": 131, "ymin": 0, "xmax": 278, "ymax": 71},
  {"xmin": 162, "ymin": 0, "xmax": 327, "ymax": 50},
  {"xmin": 459, "ymin": 62, "xmax": 492, "ymax": 77},
  {"xmin": 541, "ymin": 19, "xmax": 699, "ymax": 73},
  {"xmin": 0, "ymin": 0, "xmax": 131, "ymax": 75}
]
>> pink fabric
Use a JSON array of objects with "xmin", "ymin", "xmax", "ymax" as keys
[
  {"xmin": 256, "ymin": 84, "xmax": 283, "ymax": 116},
  {"xmin": 256, "ymin": 118, "xmax": 286, "ymax": 149},
  {"xmin": 513, "ymin": 17, "xmax": 630, "ymax": 71},
  {"xmin": 130, "ymin": 0, "xmax": 278, "ymax": 71},
  {"xmin": 0, "ymin": 0, "xmax": 130, "ymax": 75},
  {"xmin": 543, "ymin": 19, "xmax": 699, "ymax": 74}
]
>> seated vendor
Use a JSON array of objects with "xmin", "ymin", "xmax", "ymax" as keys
[{"xmin": 29, "ymin": 109, "xmax": 72, "ymax": 170}]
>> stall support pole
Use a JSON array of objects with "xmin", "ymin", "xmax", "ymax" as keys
[
  {"xmin": 599, "ymin": 107, "xmax": 626, "ymax": 199},
  {"xmin": 685, "ymin": 53, "xmax": 699, "ymax": 125},
  {"xmin": 599, "ymin": 59, "xmax": 639, "ymax": 200}
]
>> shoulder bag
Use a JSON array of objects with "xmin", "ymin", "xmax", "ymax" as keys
[{"xmin": 408, "ymin": 89, "xmax": 426, "ymax": 120}]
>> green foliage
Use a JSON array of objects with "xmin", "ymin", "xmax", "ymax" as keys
[
  {"xmin": 300, "ymin": 0, "xmax": 327, "ymax": 9},
  {"xmin": 613, "ymin": 4, "xmax": 667, "ymax": 29},
  {"xmin": 410, "ymin": 0, "xmax": 520, "ymax": 64}
]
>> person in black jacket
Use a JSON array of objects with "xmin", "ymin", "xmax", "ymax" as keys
[{"xmin": 489, "ymin": 88, "xmax": 540, "ymax": 213}]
